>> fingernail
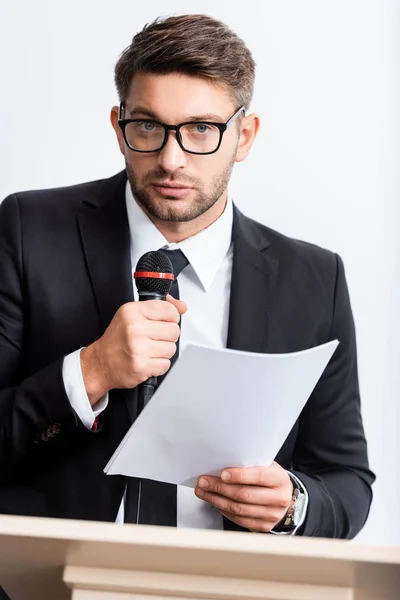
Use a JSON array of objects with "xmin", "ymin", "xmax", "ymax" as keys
[
  {"xmin": 221, "ymin": 471, "xmax": 231, "ymax": 481},
  {"xmin": 196, "ymin": 487, "xmax": 204, "ymax": 497},
  {"xmin": 199, "ymin": 477, "xmax": 209, "ymax": 489}
]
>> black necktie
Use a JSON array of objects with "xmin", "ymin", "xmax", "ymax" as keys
[
  {"xmin": 124, "ymin": 249, "xmax": 189, "ymax": 526},
  {"xmin": 163, "ymin": 248, "xmax": 190, "ymax": 297}
]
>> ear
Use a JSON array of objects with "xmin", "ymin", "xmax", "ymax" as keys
[
  {"xmin": 110, "ymin": 106, "xmax": 125, "ymax": 155},
  {"xmin": 235, "ymin": 113, "xmax": 260, "ymax": 163}
]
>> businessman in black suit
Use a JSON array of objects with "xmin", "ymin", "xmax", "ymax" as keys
[{"xmin": 0, "ymin": 14, "xmax": 374, "ymax": 537}]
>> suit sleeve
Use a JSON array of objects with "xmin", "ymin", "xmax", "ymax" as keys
[
  {"xmin": 0, "ymin": 194, "xmax": 97, "ymax": 475},
  {"xmin": 291, "ymin": 253, "xmax": 375, "ymax": 538}
]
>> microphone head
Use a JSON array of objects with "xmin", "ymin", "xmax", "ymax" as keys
[{"xmin": 134, "ymin": 250, "xmax": 174, "ymax": 296}]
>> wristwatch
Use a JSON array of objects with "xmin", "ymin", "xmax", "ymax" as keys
[{"xmin": 274, "ymin": 476, "xmax": 308, "ymax": 533}]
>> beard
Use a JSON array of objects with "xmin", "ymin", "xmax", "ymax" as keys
[{"xmin": 125, "ymin": 154, "xmax": 236, "ymax": 222}]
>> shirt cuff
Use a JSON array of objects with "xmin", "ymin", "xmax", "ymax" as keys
[
  {"xmin": 62, "ymin": 348, "xmax": 109, "ymax": 429},
  {"xmin": 269, "ymin": 471, "xmax": 309, "ymax": 536}
]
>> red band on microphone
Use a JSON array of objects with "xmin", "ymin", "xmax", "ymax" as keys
[{"xmin": 134, "ymin": 271, "xmax": 175, "ymax": 280}]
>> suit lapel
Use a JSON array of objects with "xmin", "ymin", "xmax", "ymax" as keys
[
  {"xmin": 224, "ymin": 206, "xmax": 279, "ymax": 533},
  {"xmin": 227, "ymin": 206, "xmax": 279, "ymax": 353},
  {"xmin": 77, "ymin": 170, "xmax": 138, "ymax": 422},
  {"xmin": 77, "ymin": 171, "xmax": 133, "ymax": 330}
]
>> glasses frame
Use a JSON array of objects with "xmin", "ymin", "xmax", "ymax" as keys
[{"xmin": 118, "ymin": 104, "xmax": 245, "ymax": 155}]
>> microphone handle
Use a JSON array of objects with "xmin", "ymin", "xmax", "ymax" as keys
[{"xmin": 136, "ymin": 291, "xmax": 167, "ymax": 414}]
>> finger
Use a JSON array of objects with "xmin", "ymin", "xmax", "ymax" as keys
[
  {"xmin": 166, "ymin": 295, "xmax": 187, "ymax": 316},
  {"xmin": 147, "ymin": 357, "xmax": 171, "ymax": 377},
  {"xmin": 141, "ymin": 300, "xmax": 181, "ymax": 323},
  {"xmin": 219, "ymin": 511, "xmax": 276, "ymax": 534},
  {"xmin": 194, "ymin": 487, "xmax": 272, "ymax": 520},
  {"xmin": 146, "ymin": 321, "xmax": 181, "ymax": 343},
  {"xmin": 197, "ymin": 476, "xmax": 276, "ymax": 505},
  {"xmin": 148, "ymin": 340, "xmax": 177, "ymax": 359},
  {"xmin": 220, "ymin": 466, "xmax": 282, "ymax": 488}
]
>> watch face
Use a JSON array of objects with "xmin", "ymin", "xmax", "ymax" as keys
[{"xmin": 293, "ymin": 493, "xmax": 307, "ymax": 526}]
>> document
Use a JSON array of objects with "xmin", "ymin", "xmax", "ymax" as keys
[{"xmin": 105, "ymin": 340, "xmax": 339, "ymax": 487}]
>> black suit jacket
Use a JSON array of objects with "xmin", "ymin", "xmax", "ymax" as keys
[{"xmin": 0, "ymin": 170, "xmax": 374, "ymax": 537}]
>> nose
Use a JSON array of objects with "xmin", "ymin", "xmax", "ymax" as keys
[{"xmin": 157, "ymin": 130, "xmax": 188, "ymax": 173}]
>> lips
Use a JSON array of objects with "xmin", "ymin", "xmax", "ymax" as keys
[
  {"xmin": 151, "ymin": 182, "xmax": 193, "ymax": 199},
  {"xmin": 151, "ymin": 182, "xmax": 192, "ymax": 189}
]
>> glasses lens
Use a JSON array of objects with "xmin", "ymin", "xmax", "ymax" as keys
[
  {"xmin": 180, "ymin": 123, "xmax": 221, "ymax": 153},
  {"xmin": 124, "ymin": 121, "xmax": 165, "ymax": 151}
]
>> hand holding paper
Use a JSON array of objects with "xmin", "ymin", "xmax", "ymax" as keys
[{"xmin": 195, "ymin": 462, "xmax": 294, "ymax": 533}]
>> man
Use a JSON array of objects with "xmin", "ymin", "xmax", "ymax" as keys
[{"xmin": 0, "ymin": 14, "xmax": 374, "ymax": 537}]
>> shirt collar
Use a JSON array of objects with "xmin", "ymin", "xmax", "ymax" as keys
[{"xmin": 125, "ymin": 181, "xmax": 233, "ymax": 292}]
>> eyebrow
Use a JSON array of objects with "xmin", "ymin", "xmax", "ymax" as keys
[{"xmin": 127, "ymin": 106, "xmax": 225, "ymax": 122}]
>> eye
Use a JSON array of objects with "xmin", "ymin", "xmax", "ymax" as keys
[
  {"xmin": 137, "ymin": 121, "xmax": 157, "ymax": 132},
  {"xmin": 195, "ymin": 124, "xmax": 210, "ymax": 134}
]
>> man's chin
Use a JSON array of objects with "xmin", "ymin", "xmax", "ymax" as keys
[{"xmin": 139, "ymin": 198, "xmax": 196, "ymax": 222}]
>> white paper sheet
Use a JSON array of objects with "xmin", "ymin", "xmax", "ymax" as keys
[{"xmin": 105, "ymin": 340, "xmax": 339, "ymax": 487}]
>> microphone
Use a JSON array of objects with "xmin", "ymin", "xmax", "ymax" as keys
[{"xmin": 134, "ymin": 250, "xmax": 174, "ymax": 413}]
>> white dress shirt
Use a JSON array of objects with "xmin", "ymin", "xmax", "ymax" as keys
[{"xmin": 62, "ymin": 181, "xmax": 308, "ymax": 532}]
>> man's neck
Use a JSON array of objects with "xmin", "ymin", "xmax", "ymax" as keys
[{"xmin": 141, "ymin": 194, "xmax": 228, "ymax": 244}]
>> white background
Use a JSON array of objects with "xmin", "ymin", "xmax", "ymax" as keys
[{"xmin": 0, "ymin": 1, "xmax": 399, "ymax": 545}]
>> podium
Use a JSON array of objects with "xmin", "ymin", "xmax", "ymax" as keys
[{"xmin": 0, "ymin": 515, "xmax": 399, "ymax": 600}]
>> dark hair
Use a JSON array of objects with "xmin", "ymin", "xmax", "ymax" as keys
[{"xmin": 114, "ymin": 14, "xmax": 255, "ymax": 111}]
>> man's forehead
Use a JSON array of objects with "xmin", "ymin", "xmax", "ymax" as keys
[{"xmin": 125, "ymin": 72, "xmax": 235, "ymax": 121}]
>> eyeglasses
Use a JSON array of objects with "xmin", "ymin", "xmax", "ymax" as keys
[{"xmin": 118, "ymin": 104, "xmax": 245, "ymax": 155}]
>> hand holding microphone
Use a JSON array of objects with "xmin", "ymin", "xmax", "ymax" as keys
[{"xmin": 81, "ymin": 251, "xmax": 187, "ymax": 406}]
